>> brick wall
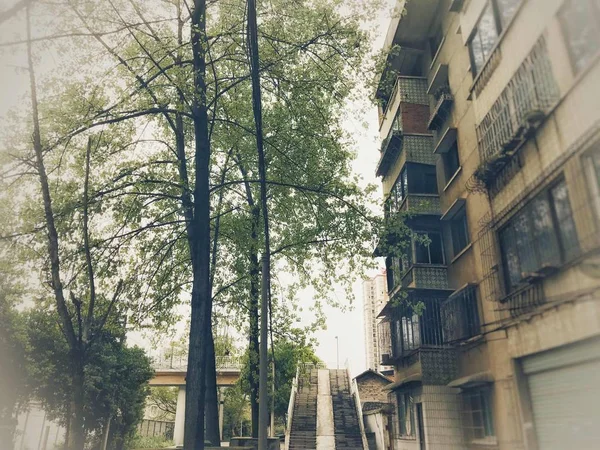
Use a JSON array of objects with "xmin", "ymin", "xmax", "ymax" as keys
[
  {"xmin": 401, "ymin": 103, "xmax": 431, "ymax": 134},
  {"xmin": 356, "ymin": 373, "xmax": 391, "ymax": 404}
]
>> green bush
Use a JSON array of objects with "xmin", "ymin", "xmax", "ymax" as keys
[{"xmin": 127, "ymin": 434, "xmax": 173, "ymax": 449}]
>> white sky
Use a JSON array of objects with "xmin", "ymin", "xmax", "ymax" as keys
[{"xmin": 0, "ymin": 0, "xmax": 397, "ymax": 376}]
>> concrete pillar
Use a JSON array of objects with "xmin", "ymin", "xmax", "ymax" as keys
[
  {"xmin": 218, "ymin": 388, "xmax": 224, "ymax": 443},
  {"xmin": 173, "ymin": 386, "xmax": 186, "ymax": 448}
]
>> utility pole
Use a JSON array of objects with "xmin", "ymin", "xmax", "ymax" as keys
[
  {"xmin": 335, "ymin": 336, "xmax": 339, "ymax": 370},
  {"xmin": 247, "ymin": 0, "xmax": 271, "ymax": 448}
]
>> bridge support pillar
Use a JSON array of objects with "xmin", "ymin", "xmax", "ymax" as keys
[
  {"xmin": 218, "ymin": 388, "xmax": 224, "ymax": 442},
  {"xmin": 173, "ymin": 386, "xmax": 186, "ymax": 448}
]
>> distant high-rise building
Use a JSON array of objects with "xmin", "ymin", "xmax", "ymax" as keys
[{"xmin": 362, "ymin": 271, "xmax": 391, "ymax": 372}]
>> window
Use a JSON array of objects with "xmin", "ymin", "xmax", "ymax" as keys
[
  {"xmin": 468, "ymin": 0, "xmax": 522, "ymax": 75},
  {"xmin": 401, "ymin": 315, "xmax": 421, "ymax": 352},
  {"xmin": 429, "ymin": 28, "xmax": 444, "ymax": 60},
  {"xmin": 499, "ymin": 179, "xmax": 579, "ymax": 292},
  {"xmin": 584, "ymin": 147, "xmax": 600, "ymax": 221},
  {"xmin": 559, "ymin": 0, "xmax": 600, "ymax": 74},
  {"xmin": 407, "ymin": 163, "xmax": 438, "ymax": 195},
  {"xmin": 387, "ymin": 164, "xmax": 437, "ymax": 216},
  {"xmin": 462, "ymin": 386, "xmax": 495, "ymax": 441},
  {"xmin": 414, "ymin": 232, "xmax": 445, "ymax": 265},
  {"xmin": 397, "ymin": 392, "xmax": 416, "ymax": 438},
  {"xmin": 495, "ymin": 0, "xmax": 522, "ymax": 28},
  {"xmin": 450, "ymin": 207, "xmax": 470, "ymax": 256},
  {"xmin": 443, "ymin": 141, "xmax": 461, "ymax": 183},
  {"xmin": 469, "ymin": 3, "xmax": 499, "ymax": 75}
]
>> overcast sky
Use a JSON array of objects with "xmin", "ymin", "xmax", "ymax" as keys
[{"xmin": 0, "ymin": 0, "xmax": 396, "ymax": 376}]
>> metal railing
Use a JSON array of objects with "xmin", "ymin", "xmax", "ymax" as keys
[
  {"xmin": 476, "ymin": 36, "xmax": 559, "ymax": 164},
  {"xmin": 386, "ymin": 297, "xmax": 448, "ymax": 360},
  {"xmin": 428, "ymin": 91, "xmax": 453, "ymax": 130},
  {"xmin": 284, "ymin": 365, "xmax": 300, "ymax": 450},
  {"xmin": 152, "ymin": 355, "xmax": 243, "ymax": 371},
  {"xmin": 501, "ymin": 281, "xmax": 545, "ymax": 318}
]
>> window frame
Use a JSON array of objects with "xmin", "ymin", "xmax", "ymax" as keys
[
  {"xmin": 461, "ymin": 385, "xmax": 496, "ymax": 442},
  {"xmin": 443, "ymin": 141, "xmax": 461, "ymax": 184},
  {"xmin": 413, "ymin": 230, "xmax": 446, "ymax": 265},
  {"xmin": 558, "ymin": 0, "xmax": 600, "ymax": 76},
  {"xmin": 468, "ymin": 0, "xmax": 523, "ymax": 76},
  {"xmin": 450, "ymin": 207, "xmax": 470, "ymax": 257},
  {"xmin": 397, "ymin": 391, "xmax": 416, "ymax": 439},
  {"xmin": 498, "ymin": 177, "xmax": 579, "ymax": 293},
  {"xmin": 583, "ymin": 145, "xmax": 600, "ymax": 222}
]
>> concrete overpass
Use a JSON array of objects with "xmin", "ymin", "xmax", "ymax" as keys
[{"xmin": 149, "ymin": 356, "xmax": 242, "ymax": 446}]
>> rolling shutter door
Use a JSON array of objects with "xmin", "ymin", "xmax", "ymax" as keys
[{"xmin": 521, "ymin": 336, "xmax": 600, "ymax": 450}]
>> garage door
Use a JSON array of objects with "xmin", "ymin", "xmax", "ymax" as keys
[{"xmin": 522, "ymin": 336, "xmax": 600, "ymax": 450}]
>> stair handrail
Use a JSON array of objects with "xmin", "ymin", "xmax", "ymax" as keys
[
  {"xmin": 345, "ymin": 360, "xmax": 369, "ymax": 450},
  {"xmin": 284, "ymin": 364, "xmax": 300, "ymax": 450}
]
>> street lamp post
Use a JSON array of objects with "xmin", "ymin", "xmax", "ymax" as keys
[{"xmin": 335, "ymin": 336, "xmax": 339, "ymax": 370}]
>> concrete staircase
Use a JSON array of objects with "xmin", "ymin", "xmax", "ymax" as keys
[
  {"xmin": 289, "ymin": 368, "xmax": 318, "ymax": 450},
  {"xmin": 287, "ymin": 368, "xmax": 365, "ymax": 450},
  {"xmin": 329, "ymin": 370, "xmax": 364, "ymax": 450}
]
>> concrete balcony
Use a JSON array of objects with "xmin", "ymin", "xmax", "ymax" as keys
[
  {"xmin": 399, "ymin": 193, "xmax": 441, "ymax": 216},
  {"xmin": 377, "ymin": 132, "xmax": 435, "ymax": 177},
  {"xmin": 401, "ymin": 264, "xmax": 449, "ymax": 290},
  {"xmin": 379, "ymin": 76, "xmax": 430, "ymax": 142}
]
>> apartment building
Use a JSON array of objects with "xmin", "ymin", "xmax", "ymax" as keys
[
  {"xmin": 363, "ymin": 271, "xmax": 393, "ymax": 373},
  {"xmin": 374, "ymin": 1, "xmax": 600, "ymax": 449}
]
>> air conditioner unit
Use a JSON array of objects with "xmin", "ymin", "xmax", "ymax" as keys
[
  {"xmin": 520, "ymin": 272, "xmax": 543, "ymax": 283},
  {"xmin": 534, "ymin": 264, "xmax": 559, "ymax": 277}
]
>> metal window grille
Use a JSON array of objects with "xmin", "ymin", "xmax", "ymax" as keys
[
  {"xmin": 441, "ymin": 285, "xmax": 481, "ymax": 343},
  {"xmin": 476, "ymin": 36, "xmax": 559, "ymax": 164}
]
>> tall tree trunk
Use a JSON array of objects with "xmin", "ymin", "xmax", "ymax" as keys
[
  {"xmin": 246, "ymin": 0, "xmax": 271, "ymax": 447},
  {"xmin": 185, "ymin": 0, "xmax": 212, "ymax": 449},
  {"xmin": 236, "ymin": 158, "xmax": 260, "ymax": 438},
  {"xmin": 248, "ymin": 206, "xmax": 260, "ymax": 438},
  {"xmin": 26, "ymin": 5, "xmax": 83, "ymax": 449},
  {"xmin": 69, "ymin": 357, "xmax": 86, "ymax": 450},
  {"xmin": 204, "ymin": 324, "xmax": 220, "ymax": 445}
]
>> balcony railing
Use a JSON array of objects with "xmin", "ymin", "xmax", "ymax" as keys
[
  {"xmin": 401, "ymin": 264, "xmax": 449, "ymax": 290},
  {"xmin": 428, "ymin": 91, "xmax": 453, "ymax": 130},
  {"xmin": 382, "ymin": 76, "xmax": 430, "ymax": 119},
  {"xmin": 152, "ymin": 355, "xmax": 243, "ymax": 371},
  {"xmin": 399, "ymin": 194, "xmax": 441, "ymax": 215},
  {"xmin": 441, "ymin": 285, "xmax": 481, "ymax": 343},
  {"xmin": 501, "ymin": 281, "xmax": 545, "ymax": 318},
  {"xmin": 386, "ymin": 297, "xmax": 448, "ymax": 361},
  {"xmin": 476, "ymin": 36, "xmax": 559, "ymax": 165}
]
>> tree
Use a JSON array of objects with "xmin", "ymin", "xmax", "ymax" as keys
[
  {"xmin": 146, "ymin": 387, "xmax": 177, "ymax": 421},
  {"xmin": 0, "ymin": 270, "xmax": 29, "ymax": 447},
  {"xmin": 23, "ymin": 306, "xmax": 154, "ymax": 450},
  {"xmin": 238, "ymin": 337, "xmax": 320, "ymax": 431},
  {"xmin": 1, "ymin": 1, "xmax": 383, "ymax": 448}
]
